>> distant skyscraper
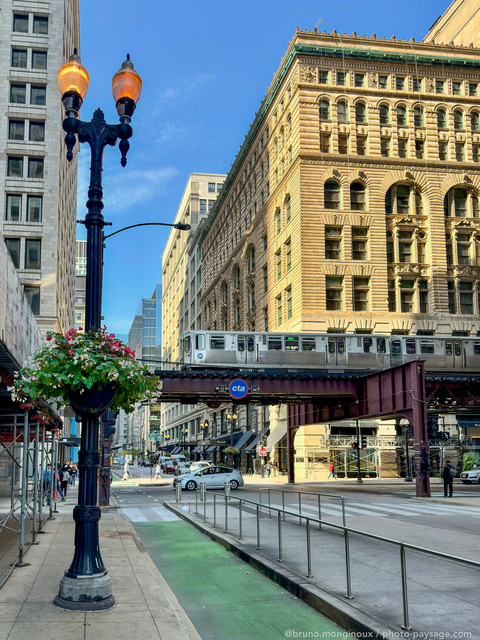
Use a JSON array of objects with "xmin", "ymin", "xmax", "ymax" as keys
[{"xmin": 74, "ymin": 240, "xmax": 86, "ymax": 331}]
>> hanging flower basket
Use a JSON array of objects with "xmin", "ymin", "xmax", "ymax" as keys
[
  {"xmin": 223, "ymin": 446, "xmax": 240, "ymax": 455},
  {"xmin": 11, "ymin": 327, "xmax": 157, "ymax": 414}
]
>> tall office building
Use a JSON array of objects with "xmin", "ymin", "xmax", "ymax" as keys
[
  {"xmin": 0, "ymin": 0, "xmax": 80, "ymax": 334},
  {"xmin": 74, "ymin": 240, "xmax": 86, "ymax": 331}
]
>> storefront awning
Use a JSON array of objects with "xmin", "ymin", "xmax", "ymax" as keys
[
  {"xmin": 266, "ymin": 423, "xmax": 287, "ymax": 452},
  {"xmin": 206, "ymin": 446, "xmax": 216, "ymax": 453},
  {"xmin": 171, "ymin": 446, "xmax": 181, "ymax": 454},
  {"xmin": 234, "ymin": 430, "xmax": 255, "ymax": 450},
  {"xmin": 58, "ymin": 437, "xmax": 80, "ymax": 447},
  {"xmin": 192, "ymin": 445, "xmax": 204, "ymax": 454},
  {"xmin": 457, "ymin": 416, "xmax": 480, "ymax": 429},
  {"xmin": 245, "ymin": 433, "xmax": 262, "ymax": 452}
]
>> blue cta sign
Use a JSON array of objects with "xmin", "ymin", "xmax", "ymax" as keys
[{"xmin": 228, "ymin": 378, "xmax": 249, "ymax": 399}]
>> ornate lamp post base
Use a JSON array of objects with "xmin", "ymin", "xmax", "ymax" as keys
[{"xmin": 54, "ymin": 572, "xmax": 114, "ymax": 611}]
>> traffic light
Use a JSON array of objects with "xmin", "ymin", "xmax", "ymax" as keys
[
  {"xmin": 352, "ymin": 441, "xmax": 358, "ymax": 449},
  {"xmin": 360, "ymin": 435, "xmax": 367, "ymax": 449},
  {"xmin": 103, "ymin": 424, "xmax": 116, "ymax": 438}
]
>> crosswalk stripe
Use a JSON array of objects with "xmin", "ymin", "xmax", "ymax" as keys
[
  {"xmin": 285, "ymin": 503, "xmax": 390, "ymax": 517},
  {"xmin": 375, "ymin": 501, "xmax": 480, "ymax": 516},
  {"xmin": 150, "ymin": 506, "xmax": 181, "ymax": 521},
  {"xmin": 121, "ymin": 508, "xmax": 148, "ymax": 522}
]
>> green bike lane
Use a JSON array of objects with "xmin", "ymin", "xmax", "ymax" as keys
[{"xmin": 133, "ymin": 520, "xmax": 346, "ymax": 640}]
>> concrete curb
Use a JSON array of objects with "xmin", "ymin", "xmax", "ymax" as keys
[{"xmin": 163, "ymin": 501, "xmax": 394, "ymax": 640}]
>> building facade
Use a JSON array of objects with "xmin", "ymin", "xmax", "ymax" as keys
[
  {"xmin": 199, "ymin": 28, "xmax": 480, "ymax": 477},
  {"xmin": 74, "ymin": 239, "xmax": 86, "ymax": 331},
  {"xmin": 424, "ymin": 0, "xmax": 480, "ymax": 47},
  {"xmin": 0, "ymin": 0, "xmax": 79, "ymax": 334}
]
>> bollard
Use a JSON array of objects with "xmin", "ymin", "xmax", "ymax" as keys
[
  {"xmin": 224, "ymin": 481, "xmax": 231, "ymax": 500},
  {"xmin": 175, "ymin": 482, "xmax": 182, "ymax": 502}
]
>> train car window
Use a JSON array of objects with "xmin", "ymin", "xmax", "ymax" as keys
[
  {"xmin": 455, "ymin": 342, "xmax": 462, "ymax": 356},
  {"xmin": 474, "ymin": 342, "xmax": 480, "ymax": 355},
  {"xmin": 363, "ymin": 338, "xmax": 373, "ymax": 353},
  {"xmin": 302, "ymin": 337, "xmax": 316, "ymax": 351},
  {"xmin": 328, "ymin": 339, "xmax": 336, "ymax": 353},
  {"xmin": 285, "ymin": 336, "xmax": 299, "ymax": 351},
  {"xmin": 247, "ymin": 337, "xmax": 255, "ymax": 352},
  {"xmin": 210, "ymin": 336, "xmax": 225, "ymax": 349},
  {"xmin": 391, "ymin": 339, "xmax": 402, "ymax": 355},
  {"xmin": 446, "ymin": 342, "xmax": 453, "ymax": 356},
  {"xmin": 268, "ymin": 337, "xmax": 282, "ymax": 350},
  {"xmin": 420, "ymin": 341, "xmax": 434, "ymax": 354},
  {"xmin": 377, "ymin": 338, "xmax": 386, "ymax": 353},
  {"xmin": 338, "ymin": 339, "xmax": 345, "ymax": 354},
  {"xmin": 184, "ymin": 335, "xmax": 191, "ymax": 353},
  {"xmin": 196, "ymin": 334, "xmax": 205, "ymax": 350},
  {"xmin": 406, "ymin": 339, "xmax": 416, "ymax": 354},
  {"xmin": 238, "ymin": 337, "xmax": 245, "ymax": 352}
]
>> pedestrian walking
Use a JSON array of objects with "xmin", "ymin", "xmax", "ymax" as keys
[
  {"xmin": 70, "ymin": 464, "xmax": 77, "ymax": 486},
  {"xmin": 121, "ymin": 460, "xmax": 130, "ymax": 482},
  {"xmin": 54, "ymin": 466, "xmax": 66, "ymax": 501},
  {"xmin": 43, "ymin": 464, "xmax": 52, "ymax": 505},
  {"xmin": 265, "ymin": 462, "xmax": 272, "ymax": 477},
  {"xmin": 327, "ymin": 462, "xmax": 337, "ymax": 480},
  {"xmin": 442, "ymin": 459, "xmax": 455, "ymax": 497},
  {"xmin": 154, "ymin": 463, "xmax": 161, "ymax": 480},
  {"xmin": 60, "ymin": 465, "xmax": 70, "ymax": 497}
]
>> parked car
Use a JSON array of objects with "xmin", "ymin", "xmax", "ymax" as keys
[
  {"xmin": 174, "ymin": 462, "xmax": 193, "ymax": 476},
  {"xmin": 173, "ymin": 466, "xmax": 243, "ymax": 491},
  {"xmin": 164, "ymin": 461, "xmax": 176, "ymax": 474},
  {"xmin": 190, "ymin": 460, "xmax": 211, "ymax": 473},
  {"xmin": 460, "ymin": 467, "xmax": 480, "ymax": 484}
]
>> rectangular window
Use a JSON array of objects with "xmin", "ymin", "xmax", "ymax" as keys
[
  {"xmin": 12, "ymin": 48, "xmax": 27, "ymax": 68},
  {"xmin": 400, "ymin": 290, "xmax": 414, "ymax": 313},
  {"xmin": 25, "ymin": 239, "xmax": 41, "ymax": 269},
  {"xmin": 32, "ymin": 50, "xmax": 47, "ymax": 70},
  {"xmin": 473, "ymin": 145, "xmax": 480, "ymax": 163},
  {"xmin": 8, "ymin": 157, "xmax": 23, "ymax": 177},
  {"xmin": 28, "ymin": 158, "xmax": 44, "ymax": 179},
  {"xmin": 415, "ymin": 140, "xmax": 425, "ymax": 159},
  {"xmin": 419, "ymin": 280, "xmax": 429, "ymax": 313},
  {"xmin": 453, "ymin": 81, "xmax": 462, "ymax": 96},
  {"xmin": 276, "ymin": 251, "xmax": 282, "ymax": 280},
  {"xmin": 399, "ymin": 231, "xmax": 413, "ymax": 263},
  {"xmin": 31, "ymin": 85, "xmax": 46, "ymax": 105},
  {"xmin": 208, "ymin": 183, "xmax": 215, "ymax": 192},
  {"xmin": 276, "ymin": 297, "xmax": 282, "ymax": 327},
  {"xmin": 24, "ymin": 286, "xmax": 40, "ymax": 315},
  {"xmin": 286, "ymin": 240, "xmax": 292, "ymax": 271},
  {"xmin": 286, "ymin": 288, "xmax": 292, "ymax": 319},
  {"xmin": 398, "ymin": 139, "xmax": 408, "ymax": 158},
  {"xmin": 319, "ymin": 69, "xmax": 328, "ymax": 84},
  {"xmin": 302, "ymin": 337, "xmax": 316, "ymax": 352},
  {"xmin": 353, "ymin": 277, "xmax": 369, "ymax": 311},
  {"xmin": 199, "ymin": 199, "xmax": 207, "ymax": 214},
  {"xmin": 320, "ymin": 132, "xmax": 331, "ymax": 153},
  {"xmin": 263, "ymin": 265, "xmax": 268, "ymax": 293},
  {"xmin": 357, "ymin": 136, "xmax": 367, "ymax": 156},
  {"xmin": 269, "ymin": 335, "xmax": 282, "ymax": 351},
  {"xmin": 208, "ymin": 200, "xmax": 214, "ymax": 213},
  {"xmin": 396, "ymin": 77, "xmax": 405, "ymax": 91},
  {"xmin": 381, "ymin": 138, "xmax": 390, "ymax": 157},
  {"xmin": 388, "ymin": 280, "xmax": 396, "ymax": 312},
  {"xmin": 412, "ymin": 78, "xmax": 422, "ymax": 92},
  {"xmin": 325, "ymin": 226, "xmax": 342, "ymax": 260},
  {"xmin": 354, "ymin": 73, "xmax": 364, "ymax": 87},
  {"xmin": 439, "ymin": 141, "xmax": 448, "ymax": 161},
  {"xmin": 6, "ymin": 194, "xmax": 22, "ymax": 221},
  {"xmin": 13, "ymin": 14, "xmax": 29, "ymax": 32},
  {"xmin": 470, "ymin": 83, "xmax": 478, "ymax": 97},
  {"xmin": 379, "ymin": 75, "xmax": 388, "ymax": 90},
  {"xmin": 326, "ymin": 276, "xmax": 343, "ymax": 310},
  {"xmin": 435, "ymin": 80, "xmax": 444, "ymax": 94},
  {"xmin": 27, "ymin": 196, "xmax": 42, "ymax": 222},
  {"xmin": 33, "ymin": 15, "xmax": 49, "ymax": 34},
  {"xmin": 29, "ymin": 121, "xmax": 45, "ymax": 142},
  {"xmin": 337, "ymin": 71, "xmax": 346, "ymax": 86},
  {"xmin": 387, "ymin": 241, "xmax": 394, "ymax": 263},
  {"xmin": 457, "ymin": 233, "xmax": 471, "ymax": 265},
  {"xmin": 460, "ymin": 281, "xmax": 473, "ymax": 314},
  {"xmin": 210, "ymin": 336, "xmax": 225, "ymax": 349},
  {"xmin": 338, "ymin": 134, "xmax": 348, "ymax": 154},
  {"xmin": 10, "ymin": 84, "xmax": 26, "ymax": 104},
  {"xmin": 263, "ymin": 235, "xmax": 267, "ymax": 251},
  {"xmin": 352, "ymin": 227, "xmax": 368, "ymax": 260},
  {"xmin": 456, "ymin": 142, "xmax": 465, "ymax": 162},
  {"xmin": 448, "ymin": 280, "xmax": 456, "ymax": 314},
  {"xmin": 264, "ymin": 307, "xmax": 268, "ymax": 331},
  {"xmin": 5, "ymin": 238, "xmax": 20, "ymax": 268},
  {"xmin": 9, "ymin": 120, "xmax": 25, "ymax": 141}
]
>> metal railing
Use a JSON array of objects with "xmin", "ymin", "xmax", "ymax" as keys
[
  {"xmin": 181, "ymin": 490, "xmax": 480, "ymax": 631},
  {"xmin": 258, "ymin": 488, "xmax": 346, "ymax": 527}
]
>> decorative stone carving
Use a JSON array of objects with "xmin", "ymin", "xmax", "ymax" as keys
[
  {"xmin": 368, "ymin": 74, "xmax": 378, "ymax": 88},
  {"xmin": 425, "ymin": 78, "xmax": 435, "ymax": 93},
  {"xmin": 398, "ymin": 129, "xmax": 409, "ymax": 138},
  {"xmin": 381, "ymin": 128, "xmax": 391, "ymax": 137},
  {"xmin": 301, "ymin": 67, "xmax": 317, "ymax": 83}
]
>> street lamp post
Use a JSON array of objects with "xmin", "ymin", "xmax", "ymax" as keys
[
  {"xmin": 400, "ymin": 418, "xmax": 413, "ymax": 482},
  {"xmin": 227, "ymin": 413, "xmax": 237, "ymax": 447},
  {"xmin": 182, "ymin": 428, "xmax": 188, "ymax": 453},
  {"xmin": 55, "ymin": 51, "xmax": 142, "ymax": 612}
]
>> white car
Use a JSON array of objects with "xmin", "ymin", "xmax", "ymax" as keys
[
  {"xmin": 173, "ymin": 466, "xmax": 244, "ymax": 491},
  {"xmin": 460, "ymin": 468, "xmax": 480, "ymax": 484},
  {"xmin": 190, "ymin": 461, "xmax": 211, "ymax": 473}
]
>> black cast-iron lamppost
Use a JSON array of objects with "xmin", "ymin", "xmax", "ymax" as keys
[
  {"xmin": 54, "ymin": 50, "xmax": 142, "ymax": 612},
  {"xmin": 227, "ymin": 413, "xmax": 237, "ymax": 447},
  {"xmin": 400, "ymin": 418, "xmax": 413, "ymax": 482},
  {"xmin": 182, "ymin": 428, "xmax": 188, "ymax": 451}
]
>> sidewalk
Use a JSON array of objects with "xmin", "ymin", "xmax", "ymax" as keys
[{"xmin": 0, "ymin": 486, "xmax": 201, "ymax": 640}]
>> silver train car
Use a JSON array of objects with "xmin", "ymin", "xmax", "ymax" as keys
[{"xmin": 181, "ymin": 331, "xmax": 480, "ymax": 373}]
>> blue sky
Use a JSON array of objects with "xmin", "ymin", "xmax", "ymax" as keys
[{"xmin": 77, "ymin": 0, "xmax": 451, "ymax": 336}]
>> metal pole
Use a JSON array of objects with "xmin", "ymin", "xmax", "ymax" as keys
[
  {"xmin": 355, "ymin": 420, "xmax": 363, "ymax": 484},
  {"xmin": 318, "ymin": 494, "xmax": 322, "ymax": 530},
  {"xmin": 203, "ymin": 484, "xmax": 207, "ymax": 523},
  {"xmin": 224, "ymin": 495, "xmax": 228, "ymax": 533},
  {"xmin": 38, "ymin": 425, "xmax": 46, "ymax": 534},
  {"xmin": 239, "ymin": 499, "xmax": 243, "ymax": 540},
  {"xmin": 256, "ymin": 504, "xmax": 261, "ymax": 549},
  {"xmin": 306, "ymin": 519, "xmax": 313, "ymax": 577},
  {"xmin": 31, "ymin": 422, "xmax": 39, "ymax": 544},
  {"xmin": 52, "ymin": 434, "xmax": 58, "ymax": 513},
  {"xmin": 277, "ymin": 512, "xmax": 283, "ymax": 562},
  {"xmin": 268, "ymin": 488, "xmax": 271, "ymax": 517},
  {"xmin": 405, "ymin": 425, "xmax": 413, "ymax": 482},
  {"xmin": 282, "ymin": 491, "xmax": 285, "ymax": 521},
  {"xmin": 213, "ymin": 493, "xmax": 217, "ymax": 528},
  {"xmin": 400, "ymin": 544, "xmax": 412, "ymax": 630},
  {"xmin": 344, "ymin": 530, "xmax": 353, "ymax": 599},
  {"xmin": 18, "ymin": 411, "xmax": 29, "ymax": 566},
  {"xmin": 298, "ymin": 492, "xmax": 302, "ymax": 525}
]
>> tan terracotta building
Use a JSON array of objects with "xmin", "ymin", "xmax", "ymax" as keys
[
  {"xmin": 424, "ymin": 0, "xmax": 480, "ymax": 48},
  {"xmin": 199, "ymin": 26, "xmax": 480, "ymax": 477}
]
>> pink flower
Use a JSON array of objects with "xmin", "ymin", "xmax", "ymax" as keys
[{"xmin": 68, "ymin": 348, "xmax": 74, "ymax": 356}]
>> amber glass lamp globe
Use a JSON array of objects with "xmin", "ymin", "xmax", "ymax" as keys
[
  {"xmin": 112, "ymin": 55, "xmax": 142, "ymax": 105},
  {"xmin": 58, "ymin": 51, "xmax": 89, "ymax": 99}
]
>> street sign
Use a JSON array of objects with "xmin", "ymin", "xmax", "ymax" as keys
[
  {"xmin": 228, "ymin": 378, "xmax": 249, "ymax": 399},
  {"xmin": 259, "ymin": 447, "xmax": 267, "ymax": 457}
]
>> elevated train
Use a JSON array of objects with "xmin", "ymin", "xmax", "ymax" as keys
[{"xmin": 181, "ymin": 331, "xmax": 480, "ymax": 373}]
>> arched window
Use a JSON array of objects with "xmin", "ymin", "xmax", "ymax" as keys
[
  {"xmin": 285, "ymin": 196, "xmax": 291, "ymax": 223},
  {"xmin": 275, "ymin": 207, "xmax": 281, "ymax": 234},
  {"xmin": 281, "ymin": 128, "xmax": 285, "ymax": 147},
  {"xmin": 324, "ymin": 181, "xmax": 341, "ymax": 210},
  {"xmin": 234, "ymin": 265, "xmax": 241, "ymax": 289},
  {"xmin": 385, "ymin": 184, "xmax": 422, "ymax": 216},
  {"xmin": 471, "ymin": 112, "xmax": 480, "ymax": 131},
  {"xmin": 288, "ymin": 115, "xmax": 292, "ymax": 134},
  {"xmin": 319, "ymin": 100, "xmax": 330, "ymax": 121},
  {"xmin": 414, "ymin": 106, "xmax": 424, "ymax": 128},
  {"xmin": 337, "ymin": 100, "xmax": 348, "ymax": 122},
  {"xmin": 355, "ymin": 102, "xmax": 366, "ymax": 123},
  {"xmin": 444, "ymin": 187, "xmax": 479, "ymax": 218},
  {"xmin": 249, "ymin": 246, "xmax": 256, "ymax": 271},
  {"xmin": 379, "ymin": 104, "xmax": 390, "ymax": 125},
  {"xmin": 437, "ymin": 108, "xmax": 447, "ymax": 129},
  {"xmin": 275, "ymin": 138, "xmax": 278, "ymax": 157},
  {"xmin": 396, "ymin": 105, "xmax": 407, "ymax": 126},
  {"xmin": 454, "ymin": 109, "xmax": 464, "ymax": 130},
  {"xmin": 350, "ymin": 182, "xmax": 366, "ymax": 211}
]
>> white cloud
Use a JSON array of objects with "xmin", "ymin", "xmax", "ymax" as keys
[
  {"xmin": 104, "ymin": 166, "xmax": 178, "ymax": 212},
  {"xmin": 153, "ymin": 73, "xmax": 215, "ymax": 113},
  {"xmin": 155, "ymin": 122, "xmax": 189, "ymax": 146}
]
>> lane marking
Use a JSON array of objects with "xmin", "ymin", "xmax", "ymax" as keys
[{"xmin": 121, "ymin": 508, "xmax": 148, "ymax": 522}]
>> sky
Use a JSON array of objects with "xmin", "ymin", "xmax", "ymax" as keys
[{"xmin": 76, "ymin": 0, "xmax": 452, "ymax": 337}]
